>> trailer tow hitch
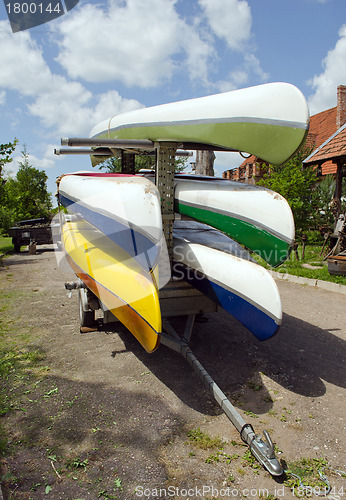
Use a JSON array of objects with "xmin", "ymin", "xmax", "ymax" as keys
[{"xmin": 241, "ymin": 425, "xmax": 283, "ymax": 476}]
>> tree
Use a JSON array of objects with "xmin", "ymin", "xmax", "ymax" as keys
[
  {"xmin": 0, "ymin": 139, "xmax": 18, "ymax": 203},
  {"xmin": 0, "ymin": 139, "xmax": 18, "ymax": 232},
  {"xmin": 5, "ymin": 147, "xmax": 52, "ymax": 222},
  {"xmin": 313, "ymin": 175, "xmax": 337, "ymax": 230},
  {"xmin": 257, "ymin": 146, "xmax": 318, "ymax": 238},
  {"xmin": 0, "ymin": 139, "xmax": 18, "ymax": 178}
]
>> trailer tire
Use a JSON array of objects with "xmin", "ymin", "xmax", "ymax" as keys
[{"xmin": 78, "ymin": 288, "xmax": 95, "ymax": 329}]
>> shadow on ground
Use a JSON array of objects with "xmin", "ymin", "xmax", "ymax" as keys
[{"xmin": 102, "ymin": 306, "xmax": 346, "ymax": 417}]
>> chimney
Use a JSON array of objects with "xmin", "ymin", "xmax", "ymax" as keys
[{"xmin": 336, "ymin": 85, "xmax": 346, "ymax": 129}]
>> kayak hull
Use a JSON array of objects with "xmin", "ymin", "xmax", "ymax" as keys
[
  {"xmin": 173, "ymin": 222, "xmax": 282, "ymax": 340},
  {"xmin": 91, "ymin": 83, "xmax": 309, "ymax": 166},
  {"xmin": 62, "ymin": 219, "xmax": 161, "ymax": 353},
  {"xmin": 58, "ymin": 173, "xmax": 163, "ymax": 352},
  {"xmin": 141, "ymin": 173, "xmax": 295, "ymax": 267}
]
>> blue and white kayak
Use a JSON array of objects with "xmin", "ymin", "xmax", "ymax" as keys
[
  {"xmin": 58, "ymin": 172, "xmax": 163, "ymax": 273},
  {"xmin": 173, "ymin": 221, "xmax": 282, "ymax": 340}
]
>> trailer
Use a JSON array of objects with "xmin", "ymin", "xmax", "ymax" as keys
[{"xmin": 8, "ymin": 218, "xmax": 53, "ymax": 253}]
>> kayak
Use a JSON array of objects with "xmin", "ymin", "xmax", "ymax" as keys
[
  {"xmin": 58, "ymin": 172, "xmax": 164, "ymax": 352},
  {"xmin": 173, "ymin": 221, "xmax": 282, "ymax": 340},
  {"xmin": 141, "ymin": 172, "xmax": 295, "ymax": 267},
  {"xmin": 58, "ymin": 172, "xmax": 163, "ymax": 273},
  {"xmin": 90, "ymin": 82, "xmax": 309, "ymax": 166}
]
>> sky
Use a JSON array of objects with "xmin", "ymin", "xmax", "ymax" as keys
[{"xmin": 1, "ymin": 0, "xmax": 346, "ymax": 202}]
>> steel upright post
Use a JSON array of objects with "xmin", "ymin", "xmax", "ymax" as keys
[{"xmin": 155, "ymin": 142, "xmax": 177, "ymax": 264}]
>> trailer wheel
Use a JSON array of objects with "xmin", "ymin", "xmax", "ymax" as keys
[{"xmin": 78, "ymin": 287, "xmax": 95, "ymax": 328}]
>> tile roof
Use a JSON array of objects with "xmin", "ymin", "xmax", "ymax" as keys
[
  {"xmin": 230, "ymin": 96, "xmax": 346, "ymax": 177},
  {"xmin": 307, "ymin": 107, "xmax": 337, "ymax": 149},
  {"xmin": 304, "ymin": 123, "xmax": 346, "ymax": 165}
]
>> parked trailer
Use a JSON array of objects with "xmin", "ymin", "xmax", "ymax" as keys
[{"xmin": 8, "ymin": 218, "xmax": 53, "ymax": 253}]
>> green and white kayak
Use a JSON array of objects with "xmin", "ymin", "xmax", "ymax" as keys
[
  {"xmin": 174, "ymin": 175, "xmax": 294, "ymax": 267},
  {"xmin": 90, "ymin": 82, "xmax": 309, "ymax": 165},
  {"xmin": 141, "ymin": 172, "xmax": 294, "ymax": 267}
]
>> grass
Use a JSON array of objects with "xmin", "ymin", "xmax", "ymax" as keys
[
  {"xmin": 254, "ymin": 244, "xmax": 346, "ymax": 286},
  {"xmin": 0, "ymin": 289, "xmax": 46, "ymax": 458},
  {"xmin": 186, "ymin": 428, "xmax": 226, "ymax": 450},
  {"xmin": 0, "ymin": 236, "xmax": 13, "ymax": 255},
  {"xmin": 284, "ymin": 457, "xmax": 331, "ymax": 496}
]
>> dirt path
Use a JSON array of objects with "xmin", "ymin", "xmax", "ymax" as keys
[{"xmin": 0, "ymin": 247, "xmax": 345, "ymax": 500}]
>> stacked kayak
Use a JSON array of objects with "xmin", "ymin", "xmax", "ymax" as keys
[
  {"xmin": 57, "ymin": 82, "xmax": 310, "ymax": 348},
  {"xmin": 90, "ymin": 82, "xmax": 309, "ymax": 166},
  {"xmin": 58, "ymin": 172, "xmax": 163, "ymax": 353},
  {"xmin": 173, "ymin": 221, "xmax": 282, "ymax": 340},
  {"xmin": 57, "ymin": 172, "xmax": 284, "ymax": 344},
  {"xmin": 141, "ymin": 172, "xmax": 295, "ymax": 267}
]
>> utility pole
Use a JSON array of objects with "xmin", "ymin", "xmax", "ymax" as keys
[{"xmin": 195, "ymin": 150, "xmax": 215, "ymax": 176}]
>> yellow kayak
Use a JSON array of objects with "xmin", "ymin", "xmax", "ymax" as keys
[{"xmin": 62, "ymin": 218, "xmax": 161, "ymax": 353}]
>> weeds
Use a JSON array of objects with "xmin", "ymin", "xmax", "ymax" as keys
[
  {"xmin": 241, "ymin": 449, "xmax": 262, "ymax": 472},
  {"xmin": 186, "ymin": 428, "xmax": 226, "ymax": 450},
  {"xmin": 43, "ymin": 387, "xmax": 58, "ymax": 398},
  {"xmin": 66, "ymin": 457, "xmax": 89, "ymax": 471},
  {"xmin": 205, "ymin": 451, "xmax": 240, "ymax": 464},
  {"xmin": 243, "ymin": 410, "xmax": 259, "ymax": 418},
  {"xmin": 247, "ymin": 380, "xmax": 263, "ymax": 392},
  {"xmin": 284, "ymin": 457, "xmax": 330, "ymax": 496}
]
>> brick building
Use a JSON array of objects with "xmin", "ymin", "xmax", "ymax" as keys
[{"xmin": 223, "ymin": 85, "xmax": 346, "ymax": 183}]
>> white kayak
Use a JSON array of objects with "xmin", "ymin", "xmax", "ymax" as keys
[
  {"xmin": 90, "ymin": 82, "xmax": 309, "ymax": 166},
  {"xmin": 173, "ymin": 221, "xmax": 282, "ymax": 340}
]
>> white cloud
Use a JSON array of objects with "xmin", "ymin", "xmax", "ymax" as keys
[
  {"xmin": 53, "ymin": 0, "xmax": 212, "ymax": 87},
  {"xmin": 214, "ymin": 151, "xmax": 243, "ymax": 170},
  {"xmin": 3, "ymin": 153, "xmax": 53, "ymax": 178},
  {"xmin": 216, "ymin": 53, "xmax": 268, "ymax": 92},
  {"xmin": 198, "ymin": 0, "xmax": 252, "ymax": 50},
  {"xmin": 244, "ymin": 54, "xmax": 268, "ymax": 82},
  {"xmin": 0, "ymin": 23, "xmax": 52, "ymax": 96},
  {"xmin": 183, "ymin": 28, "xmax": 213, "ymax": 85},
  {"xmin": 28, "ymin": 84, "xmax": 143, "ymax": 136},
  {"xmin": 0, "ymin": 21, "xmax": 143, "ymax": 136},
  {"xmin": 0, "ymin": 91, "xmax": 6, "ymax": 105},
  {"xmin": 217, "ymin": 72, "xmax": 247, "ymax": 93},
  {"xmin": 197, "ymin": 0, "xmax": 267, "ymax": 92},
  {"xmin": 28, "ymin": 153, "xmax": 56, "ymax": 171},
  {"xmin": 308, "ymin": 24, "xmax": 346, "ymax": 114},
  {"xmin": 33, "ymin": 144, "xmax": 61, "ymax": 170},
  {"xmin": 93, "ymin": 91, "xmax": 144, "ymax": 125}
]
